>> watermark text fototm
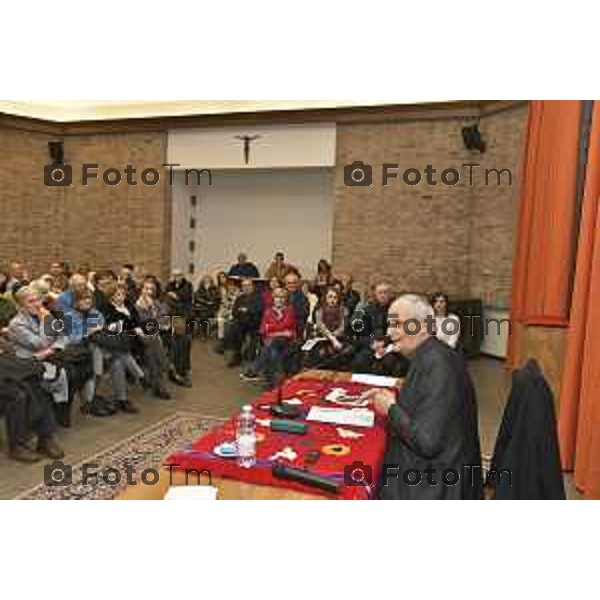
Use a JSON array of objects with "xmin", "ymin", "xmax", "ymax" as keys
[
  {"xmin": 44, "ymin": 460, "xmax": 212, "ymax": 488},
  {"xmin": 344, "ymin": 161, "xmax": 512, "ymax": 188},
  {"xmin": 44, "ymin": 163, "xmax": 212, "ymax": 188},
  {"xmin": 344, "ymin": 460, "xmax": 512, "ymax": 488}
]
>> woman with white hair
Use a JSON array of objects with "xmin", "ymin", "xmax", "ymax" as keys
[{"xmin": 7, "ymin": 286, "xmax": 71, "ymax": 425}]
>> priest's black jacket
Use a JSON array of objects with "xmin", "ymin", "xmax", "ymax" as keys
[{"xmin": 377, "ymin": 337, "xmax": 483, "ymax": 500}]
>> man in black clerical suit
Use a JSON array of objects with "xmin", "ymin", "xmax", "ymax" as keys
[{"xmin": 365, "ymin": 294, "xmax": 483, "ymax": 500}]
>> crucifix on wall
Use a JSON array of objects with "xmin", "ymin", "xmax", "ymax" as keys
[{"xmin": 235, "ymin": 134, "xmax": 261, "ymax": 164}]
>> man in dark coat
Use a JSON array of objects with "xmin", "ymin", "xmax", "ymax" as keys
[
  {"xmin": 165, "ymin": 269, "xmax": 194, "ymax": 386},
  {"xmin": 223, "ymin": 278, "xmax": 263, "ymax": 367},
  {"xmin": 365, "ymin": 294, "xmax": 483, "ymax": 500},
  {"xmin": 350, "ymin": 282, "xmax": 394, "ymax": 374},
  {"xmin": 0, "ymin": 335, "xmax": 64, "ymax": 462},
  {"xmin": 228, "ymin": 253, "xmax": 260, "ymax": 279}
]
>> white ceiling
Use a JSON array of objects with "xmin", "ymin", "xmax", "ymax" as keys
[{"xmin": 0, "ymin": 100, "xmax": 440, "ymax": 122}]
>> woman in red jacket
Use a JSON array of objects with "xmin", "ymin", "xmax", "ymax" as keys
[{"xmin": 241, "ymin": 287, "xmax": 296, "ymax": 389}]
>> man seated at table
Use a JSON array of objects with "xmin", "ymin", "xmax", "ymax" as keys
[
  {"xmin": 365, "ymin": 294, "xmax": 482, "ymax": 500},
  {"xmin": 228, "ymin": 252, "xmax": 260, "ymax": 279}
]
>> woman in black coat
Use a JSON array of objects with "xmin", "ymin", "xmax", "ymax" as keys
[{"xmin": 193, "ymin": 275, "xmax": 220, "ymax": 339}]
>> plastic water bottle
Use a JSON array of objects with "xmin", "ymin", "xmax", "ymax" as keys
[{"xmin": 236, "ymin": 405, "xmax": 256, "ymax": 468}]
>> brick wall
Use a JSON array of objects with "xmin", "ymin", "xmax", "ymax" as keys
[
  {"xmin": 0, "ymin": 127, "xmax": 170, "ymax": 278},
  {"xmin": 333, "ymin": 119, "xmax": 475, "ymax": 297},
  {"xmin": 1, "ymin": 107, "xmax": 527, "ymax": 301},
  {"xmin": 0, "ymin": 127, "xmax": 60, "ymax": 273},
  {"xmin": 332, "ymin": 106, "xmax": 528, "ymax": 303}
]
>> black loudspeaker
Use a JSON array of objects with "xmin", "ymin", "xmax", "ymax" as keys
[
  {"xmin": 48, "ymin": 141, "xmax": 64, "ymax": 164},
  {"xmin": 461, "ymin": 124, "xmax": 486, "ymax": 153}
]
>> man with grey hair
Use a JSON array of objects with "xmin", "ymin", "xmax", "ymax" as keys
[{"xmin": 364, "ymin": 294, "xmax": 482, "ymax": 500}]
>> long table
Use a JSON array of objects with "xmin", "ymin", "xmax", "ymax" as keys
[{"xmin": 118, "ymin": 371, "xmax": 401, "ymax": 500}]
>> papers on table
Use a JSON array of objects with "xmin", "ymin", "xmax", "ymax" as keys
[
  {"xmin": 351, "ymin": 373, "xmax": 398, "ymax": 388},
  {"xmin": 324, "ymin": 387, "xmax": 369, "ymax": 407},
  {"xmin": 301, "ymin": 337, "xmax": 327, "ymax": 352},
  {"xmin": 164, "ymin": 485, "xmax": 218, "ymax": 501},
  {"xmin": 306, "ymin": 406, "xmax": 375, "ymax": 428}
]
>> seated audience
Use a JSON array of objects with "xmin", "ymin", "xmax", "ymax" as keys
[
  {"xmin": 284, "ymin": 272, "xmax": 310, "ymax": 337},
  {"xmin": 0, "ymin": 333, "xmax": 64, "ymax": 462},
  {"xmin": 48, "ymin": 262, "xmax": 68, "ymax": 295},
  {"xmin": 142, "ymin": 274, "xmax": 163, "ymax": 298},
  {"xmin": 165, "ymin": 269, "xmax": 194, "ymax": 386},
  {"xmin": 262, "ymin": 276, "xmax": 281, "ymax": 308},
  {"xmin": 59, "ymin": 289, "xmax": 106, "ymax": 419},
  {"xmin": 105, "ymin": 285, "xmax": 171, "ymax": 399},
  {"xmin": 193, "ymin": 275, "xmax": 220, "ymax": 339},
  {"xmin": 137, "ymin": 279, "xmax": 184, "ymax": 389},
  {"xmin": 431, "ymin": 292, "xmax": 461, "ymax": 349},
  {"xmin": 223, "ymin": 278, "xmax": 263, "ymax": 367},
  {"xmin": 264, "ymin": 251, "xmax": 292, "ymax": 281},
  {"xmin": 241, "ymin": 287, "xmax": 296, "ymax": 388},
  {"xmin": 301, "ymin": 280, "xmax": 319, "ymax": 327},
  {"xmin": 304, "ymin": 287, "xmax": 352, "ymax": 370},
  {"xmin": 49, "ymin": 261, "xmax": 67, "ymax": 280},
  {"xmin": 216, "ymin": 271, "xmax": 229, "ymax": 297},
  {"xmin": 69, "ymin": 288, "xmax": 140, "ymax": 415},
  {"xmin": 119, "ymin": 263, "xmax": 138, "ymax": 305},
  {"xmin": 339, "ymin": 274, "xmax": 361, "ymax": 317},
  {"xmin": 228, "ymin": 252, "xmax": 260, "ymax": 279},
  {"xmin": 6, "ymin": 262, "xmax": 30, "ymax": 293},
  {"xmin": 215, "ymin": 278, "xmax": 240, "ymax": 349},
  {"xmin": 7, "ymin": 286, "xmax": 71, "ymax": 422},
  {"xmin": 313, "ymin": 259, "xmax": 333, "ymax": 299},
  {"xmin": 350, "ymin": 281, "xmax": 395, "ymax": 373},
  {"xmin": 166, "ymin": 269, "xmax": 193, "ymax": 316},
  {"xmin": 56, "ymin": 273, "xmax": 89, "ymax": 311},
  {"xmin": 0, "ymin": 292, "xmax": 16, "ymax": 326}
]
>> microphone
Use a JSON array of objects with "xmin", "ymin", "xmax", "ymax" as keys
[{"xmin": 272, "ymin": 463, "xmax": 341, "ymax": 495}]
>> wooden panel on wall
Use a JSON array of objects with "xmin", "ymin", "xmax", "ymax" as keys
[{"xmin": 514, "ymin": 324, "xmax": 567, "ymax": 403}]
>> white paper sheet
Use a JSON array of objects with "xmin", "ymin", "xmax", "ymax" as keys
[
  {"xmin": 306, "ymin": 406, "xmax": 375, "ymax": 428},
  {"xmin": 350, "ymin": 373, "xmax": 398, "ymax": 388},
  {"xmin": 301, "ymin": 337, "xmax": 327, "ymax": 351},
  {"xmin": 164, "ymin": 485, "xmax": 218, "ymax": 500}
]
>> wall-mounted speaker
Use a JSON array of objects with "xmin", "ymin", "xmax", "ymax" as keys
[
  {"xmin": 48, "ymin": 141, "xmax": 64, "ymax": 164},
  {"xmin": 461, "ymin": 124, "xmax": 486, "ymax": 153}
]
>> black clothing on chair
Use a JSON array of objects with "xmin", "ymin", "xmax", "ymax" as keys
[{"xmin": 487, "ymin": 359, "xmax": 565, "ymax": 500}]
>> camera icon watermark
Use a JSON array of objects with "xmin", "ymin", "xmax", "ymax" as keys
[
  {"xmin": 43, "ymin": 314, "xmax": 73, "ymax": 338},
  {"xmin": 344, "ymin": 460, "xmax": 373, "ymax": 486},
  {"xmin": 44, "ymin": 461, "xmax": 73, "ymax": 487},
  {"xmin": 44, "ymin": 164, "xmax": 73, "ymax": 187},
  {"xmin": 344, "ymin": 161, "xmax": 373, "ymax": 187}
]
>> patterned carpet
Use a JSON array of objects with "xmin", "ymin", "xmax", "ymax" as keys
[{"xmin": 16, "ymin": 413, "xmax": 225, "ymax": 500}]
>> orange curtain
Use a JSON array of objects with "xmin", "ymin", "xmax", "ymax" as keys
[
  {"xmin": 558, "ymin": 101, "xmax": 600, "ymax": 499},
  {"xmin": 508, "ymin": 101, "xmax": 583, "ymax": 366}
]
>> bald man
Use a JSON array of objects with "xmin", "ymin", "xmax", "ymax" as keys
[{"xmin": 365, "ymin": 294, "xmax": 482, "ymax": 500}]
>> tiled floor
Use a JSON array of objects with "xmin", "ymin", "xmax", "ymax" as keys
[{"xmin": 0, "ymin": 342, "xmax": 581, "ymax": 499}]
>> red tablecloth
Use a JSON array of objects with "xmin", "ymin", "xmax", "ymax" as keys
[{"xmin": 165, "ymin": 378, "xmax": 390, "ymax": 499}]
